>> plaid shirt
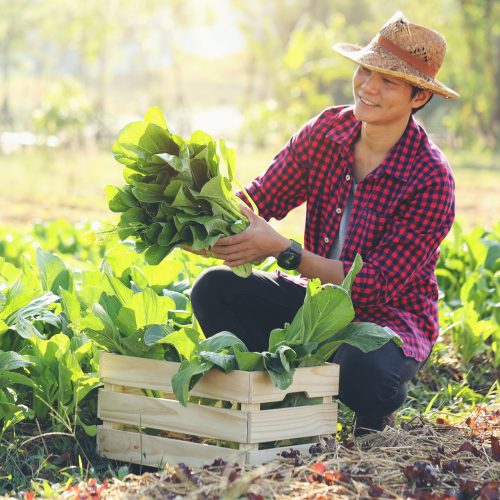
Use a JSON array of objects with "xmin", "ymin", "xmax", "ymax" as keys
[{"xmin": 241, "ymin": 105, "xmax": 455, "ymax": 362}]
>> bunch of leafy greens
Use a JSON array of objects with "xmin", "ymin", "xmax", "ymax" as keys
[
  {"xmin": 148, "ymin": 254, "xmax": 403, "ymax": 406},
  {"xmin": 107, "ymin": 106, "xmax": 255, "ymax": 277}
]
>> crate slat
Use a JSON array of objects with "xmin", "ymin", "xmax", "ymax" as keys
[
  {"xmin": 99, "ymin": 352, "xmax": 339, "ymax": 403},
  {"xmin": 99, "ymin": 352, "xmax": 179, "ymax": 392},
  {"xmin": 248, "ymin": 403, "xmax": 337, "ymax": 443},
  {"xmin": 97, "ymin": 427, "xmax": 247, "ymax": 467},
  {"xmin": 246, "ymin": 442, "xmax": 320, "ymax": 465},
  {"xmin": 97, "ymin": 427, "xmax": 321, "ymax": 467},
  {"xmin": 98, "ymin": 390, "xmax": 248, "ymax": 442},
  {"xmin": 248, "ymin": 365, "xmax": 339, "ymax": 402}
]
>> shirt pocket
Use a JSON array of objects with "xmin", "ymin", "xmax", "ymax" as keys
[{"xmin": 353, "ymin": 208, "xmax": 390, "ymax": 251}]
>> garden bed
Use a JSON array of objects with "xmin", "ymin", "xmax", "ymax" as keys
[{"xmin": 97, "ymin": 410, "xmax": 500, "ymax": 499}]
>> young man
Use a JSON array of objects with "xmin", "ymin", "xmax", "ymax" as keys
[{"xmin": 191, "ymin": 12, "xmax": 459, "ymax": 435}]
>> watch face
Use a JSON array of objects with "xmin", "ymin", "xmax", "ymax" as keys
[
  {"xmin": 279, "ymin": 250, "xmax": 300, "ymax": 270},
  {"xmin": 277, "ymin": 239, "xmax": 302, "ymax": 270}
]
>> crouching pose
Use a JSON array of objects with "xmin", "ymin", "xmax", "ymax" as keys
[{"xmin": 191, "ymin": 12, "xmax": 458, "ymax": 436}]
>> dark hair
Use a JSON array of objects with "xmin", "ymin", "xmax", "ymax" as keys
[{"xmin": 411, "ymin": 85, "xmax": 433, "ymax": 115}]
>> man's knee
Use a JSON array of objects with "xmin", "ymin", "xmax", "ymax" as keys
[
  {"xmin": 334, "ymin": 345, "xmax": 403, "ymax": 415},
  {"xmin": 191, "ymin": 266, "xmax": 233, "ymax": 309}
]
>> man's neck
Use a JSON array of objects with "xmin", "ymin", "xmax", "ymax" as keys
[
  {"xmin": 359, "ymin": 114, "xmax": 411, "ymax": 155},
  {"xmin": 352, "ymin": 113, "xmax": 412, "ymax": 182}
]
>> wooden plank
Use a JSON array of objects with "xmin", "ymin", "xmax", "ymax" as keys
[
  {"xmin": 99, "ymin": 351, "xmax": 254, "ymax": 402},
  {"xmin": 239, "ymin": 443, "xmax": 258, "ymax": 452},
  {"xmin": 98, "ymin": 390, "xmax": 248, "ymax": 442},
  {"xmin": 101, "ymin": 384, "xmax": 123, "ymax": 430},
  {"xmin": 192, "ymin": 368, "xmax": 253, "ymax": 403},
  {"xmin": 97, "ymin": 427, "xmax": 249, "ymax": 468},
  {"xmin": 97, "ymin": 428, "xmax": 326, "ymax": 468},
  {"xmin": 248, "ymin": 364, "xmax": 339, "ymax": 403},
  {"xmin": 99, "ymin": 352, "xmax": 338, "ymax": 403},
  {"xmin": 247, "ymin": 402, "xmax": 337, "ymax": 444},
  {"xmin": 195, "ymin": 364, "xmax": 339, "ymax": 402},
  {"xmin": 247, "ymin": 442, "xmax": 317, "ymax": 465},
  {"xmin": 99, "ymin": 352, "xmax": 179, "ymax": 392}
]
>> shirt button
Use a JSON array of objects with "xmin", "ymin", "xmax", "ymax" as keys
[
  {"xmin": 346, "ymin": 174, "xmax": 351, "ymax": 181},
  {"xmin": 324, "ymin": 237, "xmax": 329, "ymax": 244},
  {"xmin": 336, "ymin": 208, "xmax": 342, "ymax": 214}
]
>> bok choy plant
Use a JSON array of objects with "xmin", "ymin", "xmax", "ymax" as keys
[
  {"xmin": 107, "ymin": 107, "xmax": 255, "ymax": 277},
  {"xmin": 147, "ymin": 254, "xmax": 403, "ymax": 406}
]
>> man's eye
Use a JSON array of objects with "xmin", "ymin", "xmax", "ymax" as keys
[{"xmin": 383, "ymin": 78, "xmax": 396, "ymax": 85}]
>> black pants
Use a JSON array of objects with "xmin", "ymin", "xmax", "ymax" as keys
[{"xmin": 190, "ymin": 266, "xmax": 421, "ymax": 419}]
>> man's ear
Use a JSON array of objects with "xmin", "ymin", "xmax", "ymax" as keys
[{"xmin": 411, "ymin": 89, "xmax": 433, "ymax": 109}]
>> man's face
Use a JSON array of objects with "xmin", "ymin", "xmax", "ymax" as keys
[{"xmin": 352, "ymin": 66, "xmax": 426, "ymax": 125}]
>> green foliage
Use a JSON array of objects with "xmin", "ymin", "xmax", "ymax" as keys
[
  {"xmin": 32, "ymin": 78, "xmax": 93, "ymax": 146},
  {"xmin": 437, "ymin": 221, "xmax": 499, "ymax": 367},
  {"xmin": 24, "ymin": 333, "xmax": 100, "ymax": 431},
  {"xmin": 109, "ymin": 107, "xmax": 254, "ymax": 276},
  {"xmin": 169, "ymin": 254, "xmax": 401, "ymax": 405},
  {"xmin": 0, "ymin": 219, "xmax": 497, "ymax": 492}
]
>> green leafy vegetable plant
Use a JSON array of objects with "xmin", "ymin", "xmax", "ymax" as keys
[
  {"xmin": 163, "ymin": 255, "xmax": 403, "ymax": 406},
  {"xmin": 108, "ymin": 107, "xmax": 256, "ymax": 277}
]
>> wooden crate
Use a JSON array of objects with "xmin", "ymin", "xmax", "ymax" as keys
[{"xmin": 97, "ymin": 351, "xmax": 339, "ymax": 467}]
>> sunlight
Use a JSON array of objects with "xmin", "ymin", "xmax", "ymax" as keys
[{"xmin": 181, "ymin": 0, "xmax": 244, "ymax": 58}]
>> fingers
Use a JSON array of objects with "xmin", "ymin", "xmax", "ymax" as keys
[
  {"xmin": 213, "ymin": 241, "xmax": 248, "ymax": 257},
  {"xmin": 239, "ymin": 203, "xmax": 257, "ymax": 219},
  {"xmin": 215, "ymin": 246, "xmax": 253, "ymax": 262},
  {"xmin": 214, "ymin": 231, "xmax": 249, "ymax": 247}
]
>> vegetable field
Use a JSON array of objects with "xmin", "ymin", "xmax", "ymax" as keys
[{"xmin": 0, "ymin": 218, "xmax": 498, "ymax": 497}]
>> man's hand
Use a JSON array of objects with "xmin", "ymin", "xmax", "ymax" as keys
[{"xmin": 212, "ymin": 204, "xmax": 290, "ymax": 267}]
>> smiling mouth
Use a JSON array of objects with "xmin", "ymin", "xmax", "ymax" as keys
[{"xmin": 359, "ymin": 96, "xmax": 379, "ymax": 107}]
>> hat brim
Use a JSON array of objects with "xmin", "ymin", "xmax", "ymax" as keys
[{"xmin": 333, "ymin": 42, "xmax": 459, "ymax": 100}]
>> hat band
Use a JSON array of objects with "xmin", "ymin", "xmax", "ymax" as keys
[{"xmin": 374, "ymin": 34, "xmax": 437, "ymax": 78}]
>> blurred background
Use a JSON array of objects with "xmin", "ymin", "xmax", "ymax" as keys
[{"xmin": 0, "ymin": 0, "xmax": 498, "ymax": 233}]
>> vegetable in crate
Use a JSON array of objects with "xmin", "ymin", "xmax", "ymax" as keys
[
  {"xmin": 107, "ymin": 106, "xmax": 255, "ymax": 277},
  {"xmin": 143, "ymin": 254, "xmax": 403, "ymax": 406}
]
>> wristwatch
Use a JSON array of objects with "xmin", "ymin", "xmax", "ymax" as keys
[{"xmin": 277, "ymin": 239, "xmax": 302, "ymax": 270}]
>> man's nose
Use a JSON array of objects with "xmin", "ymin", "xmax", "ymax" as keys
[{"xmin": 361, "ymin": 74, "xmax": 380, "ymax": 93}]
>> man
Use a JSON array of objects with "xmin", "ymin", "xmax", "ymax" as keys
[{"xmin": 190, "ymin": 12, "xmax": 458, "ymax": 436}]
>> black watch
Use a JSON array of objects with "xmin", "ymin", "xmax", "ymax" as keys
[{"xmin": 277, "ymin": 239, "xmax": 302, "ymax": 270}]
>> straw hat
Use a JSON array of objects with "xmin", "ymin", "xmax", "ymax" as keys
[{"xmin": 332, "ymin": 12, "xmax": 459, "ymax": 99}]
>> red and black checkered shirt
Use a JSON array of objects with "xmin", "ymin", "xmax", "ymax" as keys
[{"xmin": 241, "ymin": 105, "xmax": 455, "ymax": 362}]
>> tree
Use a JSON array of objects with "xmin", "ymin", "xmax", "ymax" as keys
[
  {"xmin": 231, "ymin": 0, "xmax": 372, "ymax": 145},
  {"xmin": 457, "ymin": 0, "xmax": 499, "ymax": 146}
]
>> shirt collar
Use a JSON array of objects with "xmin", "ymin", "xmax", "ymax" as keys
[
  {"xmin": 325, "ymin": 106, "xmax": 361, "ymax": 148},
  {"xmin": 326, "ymin": 107, "xmax": 424, "ymax": 183}
]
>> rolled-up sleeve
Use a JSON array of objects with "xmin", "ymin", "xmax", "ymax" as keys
[{"xmin": 342, "ymin": 171, "xmax": 455, "ymax": 307}]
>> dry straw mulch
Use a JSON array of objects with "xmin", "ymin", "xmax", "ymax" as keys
[{"xmin": 90, "ymin": 409, "xmax": 499, "ymax": 500}]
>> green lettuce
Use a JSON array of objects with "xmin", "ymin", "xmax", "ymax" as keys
[{"xmin": 108, "ymin": 106, "xmax": 255, "ymax": 277}]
